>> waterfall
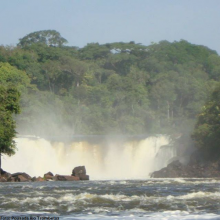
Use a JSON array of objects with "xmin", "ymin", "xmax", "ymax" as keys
[{"xmin": 2, "ymin": 135, "xmax": 175, "ymax": 180}]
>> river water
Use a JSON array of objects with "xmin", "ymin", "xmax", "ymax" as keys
[{"xmin": 0, "ymin": 178, "xmax": 220, "ymax": 219}]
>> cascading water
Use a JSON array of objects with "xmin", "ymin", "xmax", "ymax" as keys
[{"xmin": 2, "ymin": 135, "xmax": 175, "ymax": 179}]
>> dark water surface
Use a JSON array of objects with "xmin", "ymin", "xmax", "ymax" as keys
[{"xmin": 0, "ymin": 179, "xmax": 220, "ymax": 219}]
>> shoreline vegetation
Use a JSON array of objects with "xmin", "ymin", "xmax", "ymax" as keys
[{"xmin": 0, "ymin": 30, "xmax": 220, "ymax": 175}]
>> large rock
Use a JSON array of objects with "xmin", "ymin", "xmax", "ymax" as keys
[
  {"xmin": 44, "ymin": 172, "xmax": 54, "ymax": 180},
  {"xmin": 35, "ymin": 176, "xmax": 45, "ymax": 182},
  {"xmin": 151, "ymin": 159, "xmax": 220, "ymax": 178},
  {"xmin": 11, "ymin": 172, "xmax": 32, "ymax": 182},
  {"xmin": 7, "ymin": 176, "xmax": 15, "ymax": 182},
  {"xmin": 54, "ymin": 174, "xmax": 79, "ymax": 181},
  {"xmin": 0, "ymin": 176, "xmax": 7, "ymax": 182},
  {"xmin": 151, "ymin": 160, "xmax": 185, "ymax": 178},
  {"xmin": 0, "ymin": 168, "xmax": 11, "ymax": 179},
  {"xmin": 72, "ymin": 166, "xmax": 86, "ymax": 176},
  {"xmin": 0, "ymin": 168, "xmax": 7, "ymax": 175},
  {"xmin": 72, "ymin": 166, "xmax": 89, "ymax": 180},
  {"xmin": 78, "ymin": 174, "xmax": 89, "ymax": 180}
]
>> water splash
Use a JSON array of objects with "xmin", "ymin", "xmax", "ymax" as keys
[{"xmin": 3, "ymin": 135, "xmax": 175, "ymax": 179}]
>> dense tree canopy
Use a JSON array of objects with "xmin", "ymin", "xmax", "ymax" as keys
[
  {"xmin": 18, "ymin": 30, "xmax": 68, "ymax": 48},
  {"xmin": 0, "ymin": 85, "xmax": 20, "ymax": 173},
  {"xmin": 192, "ymin": 84, "xmax": 220, "ymax": 160},
  {"xmin": 0, "ymin": 31, "xmax": 220, "ymax": 138}
]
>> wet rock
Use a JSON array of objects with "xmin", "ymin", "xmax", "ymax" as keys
[
  {"xmin": 31, "ymin": 176, "xmax": 37, "ymax": 182},
  {"xmin": 63, "ymin": 175, "xmax": 80, "ymax": 181},
  {"xmin": 0, "ymin": 166, "xmax": 89, "ymax": 182},
  {"xmin": 35, "ymin": 176, "xmax": 45, "ymax": 182},
  {"xmin": 0, "ymin": 168, "xmax": 11, "ymax": 179},
  {"xmin": 72, "ymin": 166, "xmax": 86, "ymax": 176},
  {"xmin": 72, "ymin": 166, "xmax": 89, "ymax": 180},
  {"xmin": 17, "ymin": 175, "xmax": 29, "ymax": 182},
  {"xmin": 79, "ymin": 174, "xmax": 89, "ymax": 180},
  {"xmin": 151, "ymin": 160, "xmax": 185, "ymax": 178},
  {"xmin": 11, "ymin": 172, "xmax": 32, "ymax": 182},
  {"xmin": 54, "ymin": 174, "xmax": 79, "ymax": 181},
  {"xmin": 7, "ymin": 176, "xmax": 15, "ymax": 182},
  {"xmin": 1, "ymin": 168, "xmax": 8, "ymax": 175},
  {"xmin": 0, "ymin": 176, "xmax": 7, "ymax": 182},
  {"xmin": 44, "ymin": 172, "xmax": 54, "ymax": 180},
  {"xmin": 151, "ymin": 159, "xmax": 220, "ymax": 178}
]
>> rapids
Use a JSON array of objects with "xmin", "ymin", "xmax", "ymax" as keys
[
  {"xmin": 0, "ymin": 179, "xmax": 220, "ymax": 219},
  {"xmin": 2, "ymin": 135, "xmax": 174, "ymax": 179}
]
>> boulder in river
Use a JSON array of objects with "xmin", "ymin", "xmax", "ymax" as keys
[
  {"xmin": 0, "ymin": 166, "xmax": 89, "ymax": 182},
  {"xmin": 11, "ymin": 172, "xmax": 32, "ymax": 182},
  {"xmin": 35, "ymin": 176, "xmax": 45, "ymax": 182},
  {"xmin": 0, "ymin": 168, "xmax": 11, "ymax": 178},
  {"xmin": 44, "ymin": 171, "xmax": 54, "ymax": 180},
  {"xmin": 72, "ymin": 166, "xmax": 89, "ymax": 180},
  {"xmin": 150, "ymin": 159, "xmax": 220, "ymax": 178},
  {"xmin": 0, "ymin": 176, "xmax": 7, "ymax": 182},
  {"xmin": 54, "ymin": 174, "xmax": 79, "ymax": 181}
]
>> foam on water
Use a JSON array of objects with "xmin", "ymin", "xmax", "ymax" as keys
[{"xmin": 0, "ymin": 179, "xmax": 220, "ymax": 219}]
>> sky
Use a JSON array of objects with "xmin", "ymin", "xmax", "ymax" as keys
[{"xmin": 1, "ymin": 0, "xmax": 220, "ymax": 53}]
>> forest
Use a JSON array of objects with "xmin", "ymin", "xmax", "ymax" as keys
[{"xmin": 0, "ymin": 30, "xmax": 220, "ymax": 158}]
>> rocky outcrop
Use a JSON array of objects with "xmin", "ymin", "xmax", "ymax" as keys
[
  {"xmin": 35, "ymin": 177, "xmax": 45, "ymax": 182},
  {"xmin": 151, "ymin": 159, "xmax": 220, "ymax": 178},
  {"xmin": 11, "ymin": 172, "xmax": 32, "ymax": 182},
  {"xmin": 53, "ymin": 174, "xmax": 79, "ymax": 181},
  {"xmin": 44, "ymin": 172, "xmax": 54, "ymax": 180},
  {"xmin": 0, "ymin": 166, "xmax": 89, "ymax": 182},
  {"xmin": 72, "ymin": 166, "xmax": 89, "ymax": 180},
  {"xmin": 0, "ymin": 176, "xmax": 7, "ymax": 182}
]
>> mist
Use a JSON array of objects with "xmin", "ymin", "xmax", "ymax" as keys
[{"xmin": 3, "ymin": 135, "xmax": 174, "ymax": 179}]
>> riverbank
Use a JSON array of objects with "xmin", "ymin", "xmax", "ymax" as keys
[{"xmin": 151, "ymin": 151, "xmax": 220, "ymax": 178}]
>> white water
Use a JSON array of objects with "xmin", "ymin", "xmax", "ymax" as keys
[{"xmin": 2, "ymin": 135, "xmax": 174, "ymax": 179}]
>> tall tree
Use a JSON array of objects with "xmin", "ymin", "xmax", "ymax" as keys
[
  {"xmin": 18, "ymin": 30, "xmax": 68, "ymax": 48},
  {"xmin": 0, "ymin": 86, "xmax": 20, "ymax": 174}
]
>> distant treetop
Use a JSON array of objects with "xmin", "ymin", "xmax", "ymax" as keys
[{"xmin": 18, "ymin": 30, "xmax": 68, "ymax": 48}]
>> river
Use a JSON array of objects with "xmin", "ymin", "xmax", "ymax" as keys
[{"xmin": 0, "ymin": 178, "xmax": 220, "ymax": 219}]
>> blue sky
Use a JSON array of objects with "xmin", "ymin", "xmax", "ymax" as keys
[{"xmin": 1, "ymin": 0, "xmax": 220, "ymax": 53}]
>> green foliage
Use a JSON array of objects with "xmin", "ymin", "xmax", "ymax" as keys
[
  {"xmin": 18, "ymin": 30, "xmax": 68, "ymax": 48},
  {"xmin": 1, "ymin": 31, "xmax": 220, "ymax": 136},
  {"xmin": 0, "ymin": 62, "xmax": 31, "ymax": 92},
  {"xmin": 0, "ymin": 85, "xmax": 20, "ymax": 162},
  {"xmin": 192, "ymin": 84, "xmax": 220, "ymax": 159},
  {"xmin": 79, "ymin": 43, "xmax": 110, "ymax": 60}
]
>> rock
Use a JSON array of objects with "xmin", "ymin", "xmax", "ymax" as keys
[
  {"xmin": 72, "ymin": 166, "xmax": 89, "ymax": 180},
  {"xmin": 54, "ymin": 174, "xmax": 79, "ymax": 181},
  {"xmin": 151, "ymin": 160, "xmax": 185, "ymax": 178},
  {"xmin": 0, "ymin": 168, "xmax": 11, "ymax": 179},
  {"xmin": 0, "ymin": 176, "xmax": 7, "ymax": 182},
  {"xmin": 0, "ymin": 168, "xmax": 7, "ymax": 176},
  {"xmin": 44, "ymin": 171, "xmax": 54, "ymax": 180},
  {"xmin": 31, "ymin": 176, "xmax": 37, "ymax": 182},
  {"xmin": 72, "ymin": 166, "xmax": 86, "ymax": 177},
  {"xmin": 35, "ymin": 176, "xmax": 45, "ymax": 182},
  {"xmin": 11, "ymin": 172, "xmax": 32, "ymax": 182},
  {"xmin": 0, "ymin": 167, "xmax": 89, "ymax": 182},
  {"xmin": 7, "ymin": 176, "xmax": 15, "ymax": 182},
  {"xmin": 17, "ymin": 175, "xmax": 29, "ymax": 182},
  {"xmin": 63, "ymin": 175, "xmax": 80, "ymax": 181},
  {"xmin": 151, "ymin": 158, "xmax": 220, "ymax": 178},
  {"xmin": 79, "ymin": 174, "xmax": 89, "ymax": 180}
]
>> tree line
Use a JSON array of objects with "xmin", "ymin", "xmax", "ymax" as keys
[{"xmin": 1, "ymin": 30, "xmax": 220, "ymax": 162}]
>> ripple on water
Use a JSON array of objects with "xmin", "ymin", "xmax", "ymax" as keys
[{"xmin": 0, "ymin": 179, "xmax": 220, "ymax": 218}]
